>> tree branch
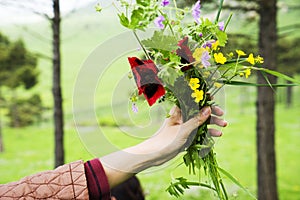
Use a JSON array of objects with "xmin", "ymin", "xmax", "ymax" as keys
[{"xmin": 16, "ymin": 25, "xmax": 52, "ymax": 43}]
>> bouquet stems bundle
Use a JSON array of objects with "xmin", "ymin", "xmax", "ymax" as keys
[{"xmin": 97, "ymin": 0, "xmax": 300, "ymax": 198}]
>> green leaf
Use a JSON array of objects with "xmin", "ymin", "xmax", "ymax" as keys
[
  {"xmin": 130, "ymin": 8, "xmax": 144, "ymax": 28},
  {"xmin": 158, "ymin": 66, "xmax": 180, "ymax": 86},
  {"xmin": 95, "ymin": 4, "xmax": 102, "ymax": 12},
  {"xmin": 216, "ymin": 30, "xmax": 227, "ymax": 46},
  {"xmin": 218, "ymin": 167, "xmax": 257, "ymax": 200},
  {"xmin": 222, "ymin": 80, "xmax": 299, "ymax": 87},
  {"xmin": 136, "ymin": 0, "xmax": 150, "ymax": 7},
  {"xmin": 118, "ymin": 13, "xmax": 130, "ymax": 28},
  {"xmin": 258, "ymin": 68, "xmax": 300, "ymax": 84},
  {"xmin": 142, "ymin": 31, "xmax": 178, "ymax": 52},
  {"xmin": 169, "ymin": 52, "xmax": 181, "ymax": 64}
]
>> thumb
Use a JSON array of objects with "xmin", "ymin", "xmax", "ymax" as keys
[
  {"xmin": 181, "ymin": 106, "xmax": 211, "ymax": 134},
  {"xmin": 167, "ymin": 106, "xmax": 182, "ymax": 125}
]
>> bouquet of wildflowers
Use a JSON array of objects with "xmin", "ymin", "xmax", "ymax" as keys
[{"xmin": 97, "ymin": 0, "xmax": 298, "ymax": 199}]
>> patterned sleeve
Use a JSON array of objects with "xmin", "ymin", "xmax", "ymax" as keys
[
  {"xmin": 84, "ymin": 158, "xmax": 111, "ymax": 200},
  {"xmin": 0, "ymin": 160, "xmax": 89, "ymax": 199}
]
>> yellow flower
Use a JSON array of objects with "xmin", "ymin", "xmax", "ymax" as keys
[
  {"xmin": 214, "ymin": 52, "xmax": 227, "ymax": 64},
  {"xmin": 214, "ymin": 82, "xmax": 223, "ymax": 88},
  {"xmin": 247, "ymin": 53, "xmax": 255, "ymax": 65},
  {"xmin": 245, "ymin": 68, "xmax": 251, "ymax": 78},
  {"xmin": 212, "ymin": 40, "xmax": 219, "ymax": 51},
  {"xmin": 228, "ymin": 52, "xmax": 234, "ymax": 57},
  {"xmin": 236, "ymin": 50, "xmax": 246, "ymax": 56},
  {"xmin": 191, "ymin": 89, "xmax": 204, "ymax": 103},
  {"xmin": 189, "ymin": 78, "xmax": 200, "ymax": 90},
  {"xmin": 192, "ymin": 48, "xmax": 205, "ymax": 62},
  {"xmin": 255, "ymin": 55, "xmax": 264, "ymax": 64}
]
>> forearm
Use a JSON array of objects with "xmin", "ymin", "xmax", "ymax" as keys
[
  {"xmin": 100, "ymin": 142, "xmax": 161, "ymax": 188},
  {"xmin": 100, "ymin": 106, "xmax": 215, "ymax": 188}
]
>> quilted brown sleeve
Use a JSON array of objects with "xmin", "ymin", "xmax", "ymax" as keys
[{"xmin": 0, "ymin": 160, "xmax": 89, "ymax": 199}]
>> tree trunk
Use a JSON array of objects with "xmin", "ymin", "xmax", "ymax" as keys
[
  {"xmin": 0, "ymin": 88, "xmax": 3, "ymax": 152},
  {"xmin": 0, "ymin": 119, "xmax": 3, "ymax": 152},
  {"xmin": 52, "ymin": 0, "xmax": 64, "ymax": 168},
  {"xmin": 256, "ymin": 0, "xmax": 278, "ymax": 200}
]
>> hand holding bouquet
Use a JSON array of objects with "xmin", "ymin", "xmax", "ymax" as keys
[{"xmin": 97, "ymin": 0, "xmax": 299, "ymax": 198}]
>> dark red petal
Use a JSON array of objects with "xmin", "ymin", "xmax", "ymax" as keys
[
  {"xmin": 143, "ymin": 84, "xmax": 165, "ymax": 106},
  {"xmin": 176, "ymin": 37, "xmax": 195, "ymax": 64},
  {"xmin": 127, "ymin": 57, "xmax": 165, "ymax": 106}
]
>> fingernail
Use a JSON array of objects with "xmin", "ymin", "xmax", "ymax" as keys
[
  {"xmin": 201, "ymin": 107, "xmax": 210, "ymax": 117},
  {"xmin": 223, "ymin": 121, "xmax": 228, "ymax": 127}
]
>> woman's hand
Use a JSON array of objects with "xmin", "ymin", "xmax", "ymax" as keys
[
  {"xmin": 100, "ymin": 106, "xmax": 227, "ymax": 188},
  {"xmin": 136, "ymin": 106, "xmax": 227, "ymax": 166}
]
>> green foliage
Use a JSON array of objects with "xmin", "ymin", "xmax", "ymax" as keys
[
  {"xmin": 177, "ymin": 0, "xmax": 215, "ymax": 8},
  {"xmin": 142, "ymin": 31, "xmax": 179, "ymax": 52},
  {"xmin": 0, "ymin": 36, "xmax": 39, "ymax": 89},
  {"xmin": 277, "ymin": 37, "xmax": 300, "ymax": 75},
  {"xmin": 7, "ymin": 94, "xmax": 45, "ymax": 127},
  {"xmin": 188, "ymin": 17, "xmax": 228, "ymax": 45},
  {"xmin": 224, "ymin": 34, "xmax": 300, "ymax": 77},
  {"xmin": 0, "ymin": 32, "xmax": 42, "ymax": 127},
  {"xmin": 117, "ymin": 0, "xmax": 158, "ymax": 30}
]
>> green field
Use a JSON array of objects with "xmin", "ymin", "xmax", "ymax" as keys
[{"xmin": 0, "ymin": 1, "xmax": 300, "ymax": 199}]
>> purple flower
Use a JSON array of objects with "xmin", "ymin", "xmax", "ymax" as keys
[
  {"xmin": 218, "ymin": 21, "xmax": 225, "ymax": 31},
  {"xmin": 132, "ymin": 103, "xmax": 138, "ymax": 113},
  {"xmin": 154, "ymin": 15, "xmax": 165, "ymax": 29},
  {"xmin": 199, "ymin": 32, "xmax": 203, "ymax": 37},
  {"xmin": 201, "ymin": 51, "xmax": 211, "ymax": 68},
  {"xmin": 202, "ymin": 40, "xmax": 215, "ymax": 48},
  {"xmin": 192, "ymin": 0, "xmax": 201, "ymax": 24},
  {"xmin": 161, "ymin": 0, "xmax": 170, "ymax": 7}
]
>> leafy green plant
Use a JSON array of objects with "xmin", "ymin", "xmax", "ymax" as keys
[{"xmin": 98, "ymin": 0, "xmax": 299, "ymax": 199}]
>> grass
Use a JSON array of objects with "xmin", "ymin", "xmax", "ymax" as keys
[
  {"xmin": 0, "ymin": 86, "xmax": 299, "ymax": 199},
  {"xmin": 0, "ymin": 1, "xmax": 300, "ymax": 199}
]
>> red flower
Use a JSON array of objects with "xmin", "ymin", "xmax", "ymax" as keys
[
  {"xmin": 177, "ymin": 37, "xmax": 195, "ymax": 64},
  {"xmin": 176, "ymin": 37, "xmax": 195, "ymax": 71},
  {"xmin": 128, "ymin": 57, "xmax": 165, "ymax": 106}
]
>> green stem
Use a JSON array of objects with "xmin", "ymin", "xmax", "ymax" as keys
[
  {"xmin": 133, "ymin": 30, "xmax": 151, "ymax": 60},
  {"xmin": 158, "ymin": 10, "xmax": 176, "ymax": 38},
  {"xmin": 208, "ymin": 150, "xmax": 227, "ymax": 200},
  {"xmin": 215, "ymin": 0, "xmax": 225, "ymax": 23},
  {"xmin": 185, "ymin": 182, "xmax": 217, "ymax": 190},
  {"xmin": 234, "ymin": 55, "xmax": 240, "ymax": 74},
  {"xmin": 224, "ymin": 13, "xmax": 233, "ymax": 31},
  {"xmin": 211, "ymin": 74, "xmax": 236, "ymax": 96},
  {"xmin": 112, "ymin": 2, "xmax": 122, "ymax": 14},
  {"xmin": 207, "ymin": 66, "xmax": 221, "ymax": 89}
]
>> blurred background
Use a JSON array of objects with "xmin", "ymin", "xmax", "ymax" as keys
[{"xmin": 0, "ymin": 0, "xmax": 299, "ymax": 199}]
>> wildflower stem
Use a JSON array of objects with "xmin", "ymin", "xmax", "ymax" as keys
[
  {"xmin": 172, "ymin": 0, "xmax": 178, "ymax": 10},
  {"xmin": 215, "ymin": 0, "xmax": 225, "ymax": 23},
  {"xmin": 112, "ymin": 2, "xmax": 122, "ymax": 14},
  {"xmin": 207, "ymin": 66, "xmax": 220, "ymax": 89},
  {"xmin": 211, "ymin": 74, "xmax": 236, "ymax": 96},
  {"xmin": 158, "ymin": 10, "xmax": 176, "ymax": 38},
  {"xmin": 224, "ymin": 13, "xmax": 233, "ymax": 31},
  {"xmin": 133, "ymin": 30, "xmax": 151, "ymax": 60},
  {"xmin": 234, "ymin": 55, "xmax": 240, "ymax": 74}
]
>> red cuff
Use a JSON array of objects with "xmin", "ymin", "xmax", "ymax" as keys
[{"xmin": 84, "ymin": 159, "xmax": 111, "ymax": 200}]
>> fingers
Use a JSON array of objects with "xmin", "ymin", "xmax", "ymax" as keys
[
  {"xmin": 182, "ymin": 106, "xmax": 211, "ymax": 133},
  {"xmin": 211, "ymin": 106, "xmax": 224, "ymax": 116},
  {"xmin": 208, "ymin": 128, "xmax": 223, "ymax": 137},
  {"xmin": 209, "ymin": 106, "xmax": 226, "ymax": 137},
  {"xmin": 209, "ymin": 116, "xmax": 227, "ymax": 127}
]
